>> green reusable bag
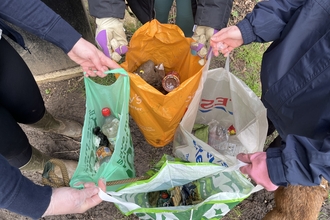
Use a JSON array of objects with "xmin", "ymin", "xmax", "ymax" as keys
[
  {"xmin": 70, "ymin": 68, "xmax": 135, "ymax": 191},
  {"xmin": 98, "ymin": 154, "xmax": 261, "ymax": 219}
]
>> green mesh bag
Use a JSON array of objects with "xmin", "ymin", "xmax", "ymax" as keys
[{"xmin": 70, "ymin": 68, "xmax": 135, "ymax": 191}]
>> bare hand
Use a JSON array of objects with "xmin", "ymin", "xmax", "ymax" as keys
[
  {"xmin": 210, "ymin": 26, "xmax": 244, "ymax": 57},
  {"xmin": 67, "ymin": 38, "xmax": 121, "ymax": 77},
  {"xmin": 237, "ymin": 152, "xmax": 278, "ymax": 191},
  {"xmin": 42, "ymin": 179, "xmax": 107, "ymax": 216}
]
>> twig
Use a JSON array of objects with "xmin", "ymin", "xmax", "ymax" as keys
[{"xmin": 52, "ymin": 150, "xmax": 80, "ymax": 155}]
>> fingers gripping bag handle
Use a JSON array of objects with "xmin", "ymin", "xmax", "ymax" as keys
[{"xmin": 70, "ymin": 68, "xmax": 136, "ymax": 192}]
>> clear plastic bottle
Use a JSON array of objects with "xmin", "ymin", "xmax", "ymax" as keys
[{"xmin": 100, "ymin": 107, "xmax": 119, "ymax": 150}]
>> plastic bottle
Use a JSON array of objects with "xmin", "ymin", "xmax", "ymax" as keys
[
  {"xmin": 162, "ymin": 71, "xmax": 180, "ymax": 92},
  {"xmin": 92, "ymin": 126, "xmax": 112, "ymax": 170},
  {"xmin": 101, "ymin": 107, "xmax": 119, "ymax": 150}
]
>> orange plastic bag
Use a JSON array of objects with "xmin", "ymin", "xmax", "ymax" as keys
[{"xmin": 120, "ymin": 19, "xmax": 204, "ymax": 147}]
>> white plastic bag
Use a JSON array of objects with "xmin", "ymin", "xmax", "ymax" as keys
[{"xmin": 173, "ymin": 57, "xmax": 268, "ymax": 169}]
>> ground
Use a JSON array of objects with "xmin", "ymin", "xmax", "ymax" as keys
[
  {"xmin": 1, "ymin": 1, "xmax": 330, "ymax": 220},
  {"xmin": 2, "ymin": 62, "xmax": 329, "ymax": 220}
]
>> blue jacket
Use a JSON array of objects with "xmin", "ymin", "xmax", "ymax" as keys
[
  {"xmin": 0, "ymin": 155, "xmax": 52, "ymax": 219},
  {"xmin": 0, "ymin": 0, "xmax": 81, "ymax": 53},
  {"xmin": 0, "ymin": 0, "xmax": 81, "ymax": 218},
  {"xmin": 237, "ymin": 0, "xmax": 330, "ymax": 187}
]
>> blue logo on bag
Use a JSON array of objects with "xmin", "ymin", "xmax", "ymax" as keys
[
  {"xmin": 193, "ymin": 140, "xmax": 214, "ymax": 163},
  {"xmin": 193, "ymin": 140, "xmax": 228, "ymax": 167},
  {"xmin": 199, "ymin": 97, "xmax": 233, "ymax": 115}
]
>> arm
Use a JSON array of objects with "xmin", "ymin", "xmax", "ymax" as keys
[
  {"xmin": 0, "ymin": 0, "xmax": 121, "ymax": 76},
  {"xmin": 237, "ymin": 0, "xmax": 306, "ymax": 44},
  {"xmin": 194, "ymin": 0, "xmax": 233, "ymax": 30},
  {"xmin": 0, "ymin": 0, "xmax": 80, "ymax": 54},
  {"xmin": 87, "ymin": 0, "xmax": 128, "ymax": 62},
  {"xmin": 267, "ymin": 134, "xmax": 330, "ymax": 187},
  {"xmin": 88, "ymin": 0, "xmax": 126, "ymax": 19},
  {"xmin": 0, "ymin": 155, "xmax": 52, "ymax": 219},
  {"xmin": 237, "ymin": 134, "xmax": 330, "ymax": 191},
  {"xmin": 210, "ymin": 0, "xmax": 306, "ymax": 56},
  {"xmin": 0, "ymin": 154, "xmax": 106, "ymax": 218},
  {"xmin": 191, "ymin": 0, "xmax": 233, "ymax": 65}
]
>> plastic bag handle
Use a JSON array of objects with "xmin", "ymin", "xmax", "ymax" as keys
[
  {"xmin": 103, "ymin": 68, "xmax": 128, "ymax": 76},
  {"xmin": 83, "ymin": 68, "xmax": 128, "ymax": 76},
  {"xmin": 225, "ymin": 55, "xmax": 230, "ymax": 71}
]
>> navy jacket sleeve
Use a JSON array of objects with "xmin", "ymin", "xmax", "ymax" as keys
[
  {"xmin": 236, "ymin": 0, "xmax": 306, "ymax": 44},
  {"xmin": 194, "ymin": 0, "xmax": 233, "ymax": 30},
  {"xmin": 0, "ymin": 0, "xmax": 81, "ymax": 53},
  {"xmin": 267, "ymin": 135, "xmax": 330, "ymax": 186},
  {"xmin": 0, "ymin": 155, "xmax": 52, "ymax": 219}
]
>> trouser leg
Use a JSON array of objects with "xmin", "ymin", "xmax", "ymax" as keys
[
  {"xmin": 0, "ymin": 37, "xmax": 45, "ymax": 167},
  {"xmin": 154, "ymin": 0, "xmax": 173, "ymax": 23},
  {"xmin": 0, "ymin": 38, "xmax": 45, "ymax": 124},
  {"xmin": 175, "ymin": 0, "xmax": 194, "ymax": 37},
  {"xmin": 0, "ymin": 106, "xmax": 32, "ymax": 167}
]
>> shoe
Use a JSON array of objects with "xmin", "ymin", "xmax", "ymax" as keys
[
  {"xmin": 42, "ymin": 158, "xmax": 77, "ymax": 187},
  {"xmin": 19, "ymin": 146, "xmax": 78, "ymax": 187},
  {"xmin": 19, "ymin": 146, "xmax": 51, "ymax": 173},
  {"xmin": 29, "ymin": 110, "xmax": 82, "ymax": 138}
]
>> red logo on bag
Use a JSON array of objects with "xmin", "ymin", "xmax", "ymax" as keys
[{"xmin": 199, "ymin": 97, "xmax": 233, "ymax": 115}]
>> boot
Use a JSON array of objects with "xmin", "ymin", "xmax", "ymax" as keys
[
  {"xmin": 19, "ymin": 146, "xmax": 77, "ymax": 180},
  {"xmin": 19, "ymin": 146, "xmax": 50, "ymax": 173},
  {"xmin": 29, "ymin": 110, "xmax": 82, "ymax": 138}
]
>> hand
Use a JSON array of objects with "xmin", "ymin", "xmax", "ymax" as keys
[
  {"xmin": 237, "ymin": 152, "xmax": 278, "ymax": 191},
  {"xmin": 42, "ymin": 179, "xmax": 107, "ymax": 216},
  {"xmin": 190, "ymin": 26, "xmax": 218, "ymax": 65},
  {"xmin": 67, "ymin": 38, "xmax": 121, "ymax": 77},
  {"xmin": 210, "ymin": 25, "xmax": 243, "ymax": 57},
  {"xmin": 95, "ymin": 17, "xmax": 128, "ymax": 62}
]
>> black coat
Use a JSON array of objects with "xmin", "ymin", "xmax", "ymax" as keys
[{"xmin": 88, "ymin": 0, "xmax": 233, "ymax": 30}]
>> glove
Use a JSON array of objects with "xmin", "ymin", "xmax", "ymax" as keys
[
  {"xmin": 237, "ymin": 152, "xmax": 279, "ymax": 191},
  {"xmin": 95, "ymin": 17, "xmax": 128, "ymax": 62},
  {"xmin": 190, "ymin": 26, "xmax": 218, "ymax": 65}
]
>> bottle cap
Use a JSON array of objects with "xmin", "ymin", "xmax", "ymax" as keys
[{"xmin": 101, "ymin": 107, "xmax": 111, "ymax": 117}]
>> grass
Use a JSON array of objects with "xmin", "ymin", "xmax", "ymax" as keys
[
  {"xmin": 226, "ymin": 207, "xmax": 245, "ymax": 220},
  {"xmin": 90, "ymin": 73, "xmax": 117, "ymax": 85},
  {"xmin": 84, "ymin": 5, "xmax": 330, "ymax": 220},
  {"xmin": 232, "ymin": 42, "xmax": 270, "ymax": 97}
]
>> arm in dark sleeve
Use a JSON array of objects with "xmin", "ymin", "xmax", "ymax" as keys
[
  {"xmin": 0, "ymin": 0, "xmax": 81, "ymax": 53},
  {"xmin": 266, "ymin": 134, "xmax": 330, "ymax": 187},
  {"xmin": 88, "ymin": 0, "xmax": 126, "ymax": 19},
  {"xmin": 236, "ymin": 0, "xmax": 306, "ymax": 44},
  {"xmin": 0, "ymin": 155, "xmax": 52, "ymax": 219},
  {"xmin": 194, "ymin": 0, "xmax": 233, "ymax": 30}
]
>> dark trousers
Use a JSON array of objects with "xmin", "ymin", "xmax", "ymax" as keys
[{"xmin": 0, "ymin": 37, "xmax": 45, "ymax": 167}]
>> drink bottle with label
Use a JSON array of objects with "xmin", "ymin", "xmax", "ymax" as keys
[{"xmin": 100, "ymin": 107, "xmax": 119, "ymax": 151}]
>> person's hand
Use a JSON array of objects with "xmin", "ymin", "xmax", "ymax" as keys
[
  {"xmin": 42, "ymin": 179, "xmax": 107, "ymax": 217},
  {"xmin": 190, "ymin": 26, "xmax": 218, "ymax": 65},
  {"xmin": 95, "ymin": 17, "xmax": 128, "ymax": 62},
  {"xmin": 237, "ymin": 152, "xmax": 278, "ymax": 191},
  {"xmin": 210, "ymin": 25, "xmax": 243, "ymax": 57},
  {"xmin": 67, "ymin": 38, "xmax": 121, "ymax": 77}
]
